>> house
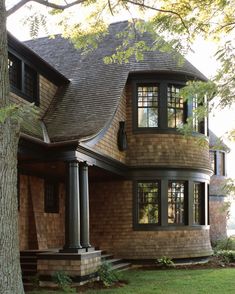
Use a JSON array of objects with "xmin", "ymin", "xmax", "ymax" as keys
[
  {"xmin": 209, "ymin": 130, "xmax": 230, "ymax": 243},
  {"xmin": 9, "ymin": 21, "xmax": 213, "ymax": 285}
]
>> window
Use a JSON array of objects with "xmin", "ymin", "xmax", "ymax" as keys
[
  {"xmin": 134, "ymin": 178, "xmax": 207, "ymax": 230},
  {"xmin": 44, "ymin": 180, "xmax": 59, "ymax": 213},
  {"xmin": 8, "ymin": 52, "xmax": 39, "ymax": 105},
  {"xmin": 193, "ymin": 183, "xmax": 202, "ymax": 225},
  {"xmin": 134, "ymin": 79, "xmax": 189, "ymax": 132},
  {"xmin": 24, "ymin": 64, "xmax": 38, "ymax": 102},
  {"xmin": 8, "ymin": 53, "xmax": 22, "ymax": 90},
  {"xmin": 168, "ymin": 181, "xmax": 185, "ymax": 225},
  {"xmin": 167, "ymin": 84, "xmax": 184, "ymax": 128},
  {"xmin": 218, "ymin": 152, "xmax": 225, "ymax": 176},
  {"xmin": 137, "ymin": 182, "xmax": 160, "ymax": 224},
  {"xmin": 137, "ymin": 85, "xmax": 159, "ymax": 127},
  {"xmin": 209, "ymin": 150, "xmax": 226, "ymax": 176},
  {"xmin": 209, "ymin": 151, "xmax": 216, "ymax": 174}
]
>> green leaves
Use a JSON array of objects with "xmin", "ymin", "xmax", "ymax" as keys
[
  {"xmin": 0, "ymin": 103, "xmax": 38, "ymax": 125},
  {"xmin": 23, "ymin": 7, "xmax": 48, "ymax": 38}
]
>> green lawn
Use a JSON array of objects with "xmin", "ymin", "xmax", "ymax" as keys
[{"xmin": 28, "ymin": 268, "xmax": 235, "ymax": 294}]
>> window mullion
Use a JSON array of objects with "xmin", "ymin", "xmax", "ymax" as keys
[
  {"xmin": 161, "ymin": 179, "xmax": 168, "ymax": 226},
  {"xmin": 160, "ymin": 82, "xmax": 167, "ymax": 128},
  {"xmin": 21, "ymin": 61, "xmax": 25, "ymax": 94},
  {"xmin": 188, "ymin": 181, "xmax": 193, "ymax": 226},
  {"xmin": 202, "ymin": 183, "xmax": 208, "ymax": 225}
]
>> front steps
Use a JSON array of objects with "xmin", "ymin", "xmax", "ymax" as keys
[
  {"xmin": 101, "ymin": 251, "xmax": 131, "ymax": 271},
  {"xmin": 20, "ymin": 250, "xmax": 45, "ymax": 288},
  {"xmin": 20, "ymin": 249, "xmax": 131, "ymax": 289}
]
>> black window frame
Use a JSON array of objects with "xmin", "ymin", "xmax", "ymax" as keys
[
  {"xmin": 8, "ymin": 50, "xmax": 39, "ymax": 106},
  {"xmin": 137, "ymin": 84, "xmax": 160, "ymax": 128},
  {"xmin": 133, "ymin": 78, "xmax": 187, "ymax": 133},
  {"xmin": 133, "ymin": 176, "xmax": 207, "ymax": 231},
  {"xmin": 193, "ymin": 182, "xmax": 205, "ymax": 225},
  {"xmin": 209, "ymin": 150, "xmax": 226, "ymax": 176},
  {"xmin": 136, "ymin": 180, "xmax": 161, "ymax": 226},
  {"xmin": 168, "ymin": 180, "xmax": 187, "ymax": 225},
  {"xmin": 44, "ymin": 179, "xmax": 59, "ymax": 214},
  {"xmin": 132, "ymin": 75, "xmax": 208, "ymax": 135}
]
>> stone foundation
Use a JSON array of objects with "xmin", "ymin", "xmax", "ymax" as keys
[{"xmin": 37, "ymin": 251, "xmax": 101, "ymax": 286}]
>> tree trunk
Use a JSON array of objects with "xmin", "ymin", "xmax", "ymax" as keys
[{"xmin": 0, "ymin": 0, "xmax": 24, "ymax": 293}]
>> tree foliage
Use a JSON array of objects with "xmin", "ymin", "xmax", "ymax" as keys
[{"xmin": 6, "ymin": 0, "xmax": 235, "ymax": 113}]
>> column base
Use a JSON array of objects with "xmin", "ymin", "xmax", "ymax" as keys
[
  {"xmin": 86, "ymin": 246, "xmax": 95, "ymax": 252},
  {"xmin": 59, "ymin": 248, "xmax": 86, "ymax": 254}
]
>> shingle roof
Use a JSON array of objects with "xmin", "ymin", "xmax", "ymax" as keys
[
  {"xmin": 25, "ymin": 20, "xmax": 207, "ymax": 142},
  {"xmin": 209, "ymin": 130, "xmax": 230, "ymax": 152}
]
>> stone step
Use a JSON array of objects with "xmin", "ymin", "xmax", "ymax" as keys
[
  {"xmin": 112, "ymin": 262, "xmax": 131, "ymax": 272},
  {"xmin": 101, "ymin": 254, "xmax": 114, "ymax": 261},
  {"xmin": 20, "ymin": 256, "xmax": 37, "ymax": 263},
  {"xmin": 105, "ymin": 258, "xmax": 123, "ymax": 266},
  {"xmin": 21, "ymin": 269, "xmax": 37, "ymax": 277},
  {"xmin": 20, "ymin": 262, "xmax": 37, "ymax": 270}
]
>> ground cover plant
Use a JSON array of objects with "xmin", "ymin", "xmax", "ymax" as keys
[{"xmin": 27, "ymin": 268, "xmax": 235, "ymax": 294}]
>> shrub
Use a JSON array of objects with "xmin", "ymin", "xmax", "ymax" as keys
[
  {"xmin": 156, "ymin": 256, "xmax": 175, "ymax": 268},
  {"xmin": 98, "ymin": 261, "xmax": 119, "ymax": 287},
  {"xmin": 214, "ymin": 250, "xmax": 235, "ymax": 264},
  {"xmin": 213, "ymin": 237, "xmax": 235, "ymax": 251},
  {"xmin": 52, "ymin": 271, "xmax": 75, "ymax": 293},
  {"xmin": 28, "ymin": 274, "xmax": 40, "ymax": 290}
]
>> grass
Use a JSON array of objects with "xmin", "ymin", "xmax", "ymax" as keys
[{"xmin": 28, "ymin": 268, "xmax": 235, "ymax": 294}]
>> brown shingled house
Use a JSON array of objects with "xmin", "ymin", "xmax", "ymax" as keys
[
  {"xmin": 10, "ymin": 21, "xmax": 213, "ymax": 285},
  {"xmin": 209, "ymin": 130, "xmax": 230, "ymax": 243}
]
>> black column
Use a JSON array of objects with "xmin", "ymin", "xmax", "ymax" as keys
[
  {"xmin": 80, "ymin": 162, "xmax": 91, "ymax": 248},
  {"xmin": 62, "ymin": 161, "xmax": 82, "ymax": 252}
]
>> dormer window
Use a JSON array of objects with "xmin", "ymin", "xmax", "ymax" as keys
[
  {"xmin": 8, "ymin": 52, "xmax": 39, "ymax": 105},
  {"xmin": 167, "ymin": 84, "xmax": 185, "ymax": 128},
  {"xmin": 132, "ymin": 75, "xmax": 207, "ymax": 135},
  {"xmin": 137, "ymin": 85, "xmax": 159, "ymax": 127}
]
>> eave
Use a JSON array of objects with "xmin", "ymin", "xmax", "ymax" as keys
[{"xmin": 7, "ymin": 32, "xmax": 70, "ymax": 86}]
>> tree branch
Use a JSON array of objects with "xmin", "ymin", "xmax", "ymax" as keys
[
  {"xmin": 7, "ymin": 0, "xmax": 86, "ymax": 17},
  {"xmin": 125, "ymin": 0, "xmax": 189, "ymax": 33}
]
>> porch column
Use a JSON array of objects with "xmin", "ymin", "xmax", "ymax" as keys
[
  {"xmin": 63, "ymin": 161, "xmax": 82, "ymax": 252},
  {"xmin": 80, "ymin": 162, "xmax": 91, "ymax": 248}
]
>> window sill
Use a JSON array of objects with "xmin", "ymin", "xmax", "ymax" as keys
[
  {"xmin": 10, "ymin": 86, "xmax": 39, "ymax": 106},
  {"xmin": 133, "ymin": 224, "xmax": 210, "ymax": 231}
]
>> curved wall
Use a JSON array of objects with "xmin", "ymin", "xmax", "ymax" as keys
[
  {"xmin": 90, "ymin": 180, "xmax": 212, "ymax": 259},
  {"xmin": 125, "ymin": 82, "xmax": 210, "ymax": 170}
]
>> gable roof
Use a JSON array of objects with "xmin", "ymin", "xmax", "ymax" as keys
[
  {"xmin": 209, "ymin": 130, "xmax": 230, "ymax": 152},
  {"xmin": 25, "ymin": 20, "xmax": 207, "ymax": 142}
]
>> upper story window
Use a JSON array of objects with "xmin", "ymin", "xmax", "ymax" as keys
[
  {"xmin": 167, "ymin": 84, "xmax": 184, "ymax": 128},
  {"xmin": 137, "ymin": 85, "xmax": 159, "ymax": 127},
  {"xmin": 133, "ymin": 76, "xmax": 206, "ymax": 135},
  {"xmin": 8, "ymin": 53, "xmax": 21, "ymax": 89},
  {"xmin": 209, "ymin": 150, "xmax": 226, "ymax": 176},
  {"xmin": 8, "ymin": 52, "xmax": 39, "ymax": 105}
]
